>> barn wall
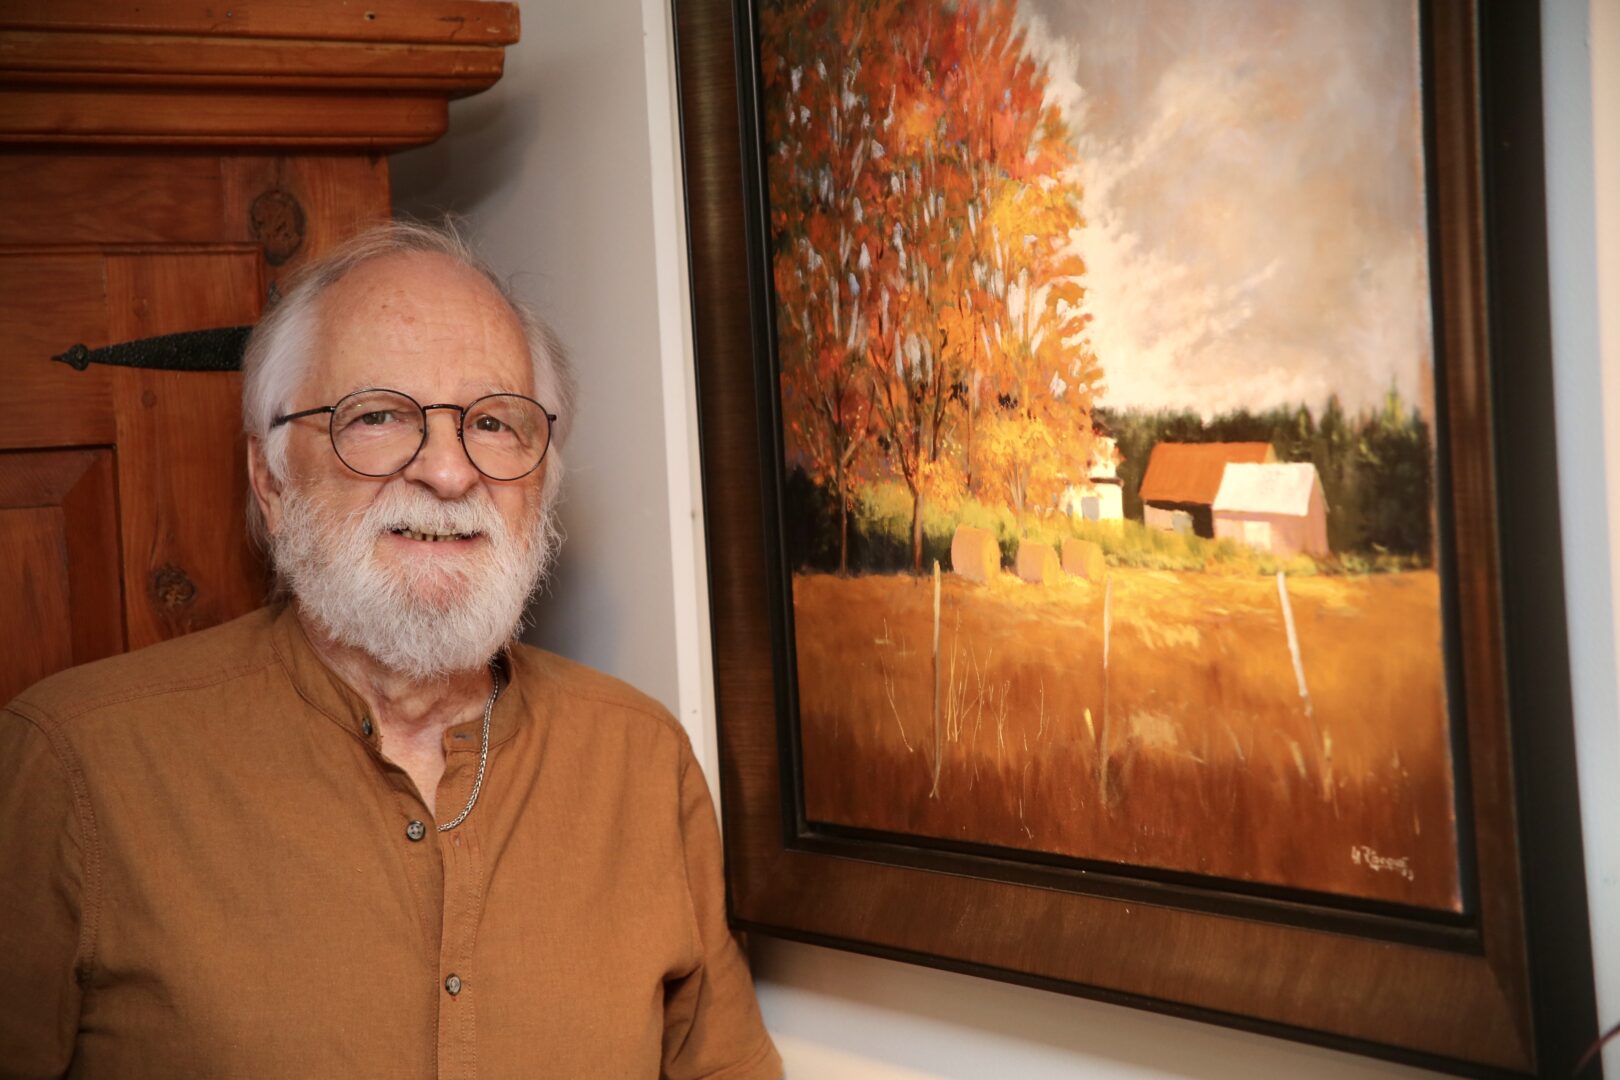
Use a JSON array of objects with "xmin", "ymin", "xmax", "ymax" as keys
[
  {"xmin": 1145, "ymin": 501, "xmax": 1212, "ymax": 536},
  {"xmin": 1307, "ymin": 484, "xmax": 1330, "ymax": 555},
  {"xmin": 1213, "ymin": 512, "xmax": 1293, "ymax": 557}
]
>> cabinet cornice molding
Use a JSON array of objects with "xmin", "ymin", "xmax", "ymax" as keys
[{"xmin": 0, "ymin": 0, "xmax": 519, "ymax": 147}]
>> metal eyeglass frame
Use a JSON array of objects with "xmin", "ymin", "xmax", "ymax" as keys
[{"xmin": 270, "ymin": 387, "xmax": 559, "ymax": 481}]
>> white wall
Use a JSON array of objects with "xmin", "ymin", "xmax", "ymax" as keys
[
  {"xmin": 390, "ymin": 0, "xmax": 685, "ymax": 730},
  {"xmin": 390, "ymin": 0, "xmax": 1619, "ymax": 1075},
  {"xmin": 1545, "ymin": 0, "xmax": 1620, "ymax": 1074},
  {"xmin": 391, "ymin": 0, "xmax": 723, "ymax": 788}
]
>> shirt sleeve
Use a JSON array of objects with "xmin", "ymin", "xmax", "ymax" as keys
[
  {"xmin": 0, "ymin": 708, "xmax": 94, "ymax": 1080},
  {"xmin": 661, "ymin": 739, "xmax": 782, "ymax": 1080}
]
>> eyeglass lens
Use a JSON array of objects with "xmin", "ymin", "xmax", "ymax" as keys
[{"xmin": 330, "ymin": 389, "xmax": 550, "ymax": 480}]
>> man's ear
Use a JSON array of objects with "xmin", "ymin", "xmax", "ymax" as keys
[{"xmin": 247, "ymin": 436, "xmax": 285, "ymax": 537}]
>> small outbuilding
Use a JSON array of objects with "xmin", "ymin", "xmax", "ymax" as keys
[
  {"xmin": 1210, "ymin": 462, "xmax": 1330, "ymax": 558},
  {"xmin": 1058, "ymin": 424, "xmax": 1125, "ymax": 524},
  {"xmin": 1138, "ymin": 442, "xmax": 1275, "ymax": 538}
]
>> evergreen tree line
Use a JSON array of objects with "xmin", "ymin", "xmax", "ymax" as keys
[{"xmin": 1099, "ymin": 387, "xmax": 1435, "ymax": 561}]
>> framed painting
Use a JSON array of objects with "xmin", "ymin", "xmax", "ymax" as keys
[{"xmin": 673, "ymin": 0, "xmax": 1598, "ymax": 1073}]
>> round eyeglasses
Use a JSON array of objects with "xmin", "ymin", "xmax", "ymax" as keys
[{"xmin": 271, "ymin": 388, "xmax": 557, "ymax": 482}]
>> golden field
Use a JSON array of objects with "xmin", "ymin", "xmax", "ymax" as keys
[{"xmin": 792, "ymin": 567, "xmax": 1460, "ymax": 909}]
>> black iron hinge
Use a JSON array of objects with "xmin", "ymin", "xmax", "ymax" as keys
[{"xmin": 53, "ymin": 326, "xmax": 252, "ymax": 373}]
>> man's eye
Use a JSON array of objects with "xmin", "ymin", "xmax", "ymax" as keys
[
  {"xmin": 474, "ymin": 415, "xmax": 507, "ymax": 434},
  {"xmin": 359, "ymin": 411, "xmax": 396, "ymax": 426}
]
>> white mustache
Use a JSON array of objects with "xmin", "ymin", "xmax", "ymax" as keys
[{"xmin": 351, "ymin": 488, "xmax": 509, "ymax": 543}]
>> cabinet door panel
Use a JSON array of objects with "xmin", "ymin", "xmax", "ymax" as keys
[
  {"xmin": 0, "ymin": 447, "xmax": 121, "ymax": 705},
  {"xmin": 105, "ymin": 250, "xmax": 266, "ymax": 648},
  {"xmin": 0, "ymin": 149, "xmax": 393, "ymax": 695},
  {"xmin": 0, "ymin": 254, "xmax": 115, "ymax": 449}
]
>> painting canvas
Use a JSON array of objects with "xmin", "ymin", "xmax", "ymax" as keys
[{"xmin": 760, "ymin": 0, "xmax": 1459, "ymax": 910}]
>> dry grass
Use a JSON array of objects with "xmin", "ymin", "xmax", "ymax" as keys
[{"xmin": 793, "ymin": 567, "xmax": 1460, "ymax": 910}]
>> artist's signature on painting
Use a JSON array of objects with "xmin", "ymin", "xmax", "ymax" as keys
[{"xmin": 1350, "ymin": 844, "xmax": 1415, "ymax": 881}]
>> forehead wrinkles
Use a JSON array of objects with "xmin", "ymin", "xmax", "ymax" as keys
[{"xmin": 308, "ymin": 255, "xmax": 531, "ymax": 396}]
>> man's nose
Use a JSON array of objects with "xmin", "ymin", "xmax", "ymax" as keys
[{"xmin": 400, "ymin": 409, "xmax": 480, "ymax": 498}]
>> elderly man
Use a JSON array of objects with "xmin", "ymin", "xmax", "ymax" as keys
[{"xmin": 0, "ymin": 223, "xmax": 782, "ymax": 1080}]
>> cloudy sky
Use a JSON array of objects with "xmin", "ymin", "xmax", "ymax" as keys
[{"xmin": 1016, "ymin": 0, "xmax": 1433, "ymax": 419}]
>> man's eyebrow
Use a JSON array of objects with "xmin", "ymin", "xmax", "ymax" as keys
[{"xmin": 339, "ymin": 384, "xmax": 527, "ymax": 401}]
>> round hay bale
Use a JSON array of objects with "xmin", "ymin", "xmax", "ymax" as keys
[
  {"xmin": 950, "ymin": 525, "xmax": 1000, "ymax": 583},
  {"xmin": 1062, "ymin": 538, "xmax": 1106, "ymax": 580},
  {"xmin": 1015, "ymin": 540, "xmax": 1061, "ymax": 585}
]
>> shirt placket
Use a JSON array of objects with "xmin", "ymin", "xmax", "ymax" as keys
[
  {"xmin": 435, "ymin": 737, "xmax": 486, "ymax": 1080},
  {"xmin": 362, "ymin": 727, "xmax": 444, "ymax": 966}
]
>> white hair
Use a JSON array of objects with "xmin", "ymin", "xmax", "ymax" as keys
[{"xmin": 241, "ymin": 219, "xmax": 575, "ymax": 543}]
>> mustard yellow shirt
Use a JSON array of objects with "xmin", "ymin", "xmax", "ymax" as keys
[{"xmin": 0, "ymin": 606, "xmax": 780, "ymax": 1080}]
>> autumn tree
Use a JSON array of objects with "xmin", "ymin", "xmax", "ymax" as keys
[
  {"xmin": 861, "ymin": 0, "xmax": 1097, "ymax": 569},
  {"xmin": 972, "ymin": 174, "xmax": 1099, "ymax": 535},
  {"xmin": 938, "ymin": 2, "xmax": 1082, "ymax": 499},
  {"xmin": 761, "ymin": 0, "xmax": 891, "ymax": 572},
  {"xmin": 843, "ymin": 0, "xmax": 963, "ymax": 573},
  {"xmin": 762, "ymin": 0, "xmax": 1106, "ymax": 569}
]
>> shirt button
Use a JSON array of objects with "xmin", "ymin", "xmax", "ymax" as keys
[
  {"xmin": 406, "ymin": 820, "xmax": 427, "ymax": 842},
  {"xmin": 445, "ymin": 974, "xmax": 462, "ymax": 996},
  {"xmin": 361, "ymin": 717, "xmax": 374, "ymax": 737}
]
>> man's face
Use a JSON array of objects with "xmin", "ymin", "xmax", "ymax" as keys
[{"xmin": 252, "ymin": 251, "xmax": 557, "ymax": 678}]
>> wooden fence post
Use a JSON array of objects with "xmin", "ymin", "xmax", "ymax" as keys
[{"xmin": 930, "ymin": 559, "xmax": 942, "ymax": 798}]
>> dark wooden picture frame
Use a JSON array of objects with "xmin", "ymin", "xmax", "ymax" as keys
[{"xmin": 673, "ymin": 0, "xmax": 1599, "ymax": 1073}]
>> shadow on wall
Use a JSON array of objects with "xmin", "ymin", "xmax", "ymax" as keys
[
  {"xmin": 390, "ymin": 41, "xmax": 537, "ymax": 216},
  {"xmin": 749, "ymin": 938, "xmax": 1439, "ymax": 1080}
]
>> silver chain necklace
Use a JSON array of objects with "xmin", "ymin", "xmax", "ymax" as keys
[{"xmin": 437, "ymin": 666, "xmax": 503, "ymax": 833}]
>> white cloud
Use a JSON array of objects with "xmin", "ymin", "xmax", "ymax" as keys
[{"xmin": 1016, "ymin": 0, "xmax": 1434, "ymax": 420}]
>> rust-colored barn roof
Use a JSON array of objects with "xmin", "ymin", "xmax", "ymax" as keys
[{"xmin": 1138, "ymin": 442, "xmax": 1275, "ymax": 506}]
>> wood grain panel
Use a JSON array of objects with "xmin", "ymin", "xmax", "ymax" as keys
[
  {"xmin": 57, "ymin": 449, "xmax": 123, "ymax": 668},
  {"xmin": 0, "ymin": 32, "xmax": 505, "ymax": 91},
  {"xmin": 0, "ymin": 448, "xmax": 122, "ymax": 705},
  {"xmin": 0, "ymin": 1, "xmax": 520, "ymax": 46},
  {"xmin": 1425, "ymin": 0, "xmax": 1535, "ymax": 1061},
  {"xmin": 106, "ymin": 252, "xmax": 265, "ymax": 650},
  {"xmin": 0, "ymin": 88, "xmax": 447, "ymax": 148},
  {"xmin": 0, "ymin": 154, "xmax": 389, "ymax": 256},
  {"xmin": 221, "ymin": 154, "xmax": 392, "ymax": 297},
  {"xmin": 0, "ymin": 507, "xmax": 74, "ymax": 704},
  {"xmin": 1, "ymin": 1, "xmax": 514, "ymax": 152},
  {"xmin": 0, "ymin": 154, "xmax": 230, "ymax": 247},
  {"xmin": 0, "ymin": 254, "xmax": 115, "ymax": 448}
]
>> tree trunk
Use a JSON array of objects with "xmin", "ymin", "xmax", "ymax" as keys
[
  {"xmin": 835, "ymin": 458, "xmax": 849, "ymax": 575},
  {"xmin": 911, "ymin": 486, "xmax": 925, "ymax": 574},
  {"xmin": 838, "ymin": 493, "xmax": 850, "ymax": 575},
  {"xmin": 1012, "ymin": 471, "xmax": 1027, "ymax": 537},
  {"xmin": 964, "ymin": 396, "xmax": 977, "ymax": 496}
]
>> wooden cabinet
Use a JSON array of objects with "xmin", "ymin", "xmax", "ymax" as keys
[{"xmin": 0, "ymin": 2, "xmax": 516, "ymax": 702}]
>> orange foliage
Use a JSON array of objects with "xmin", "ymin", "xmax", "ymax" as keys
[{"xmin": 762, "ymin": 0, "xmax": 1104, "ymax": 568}]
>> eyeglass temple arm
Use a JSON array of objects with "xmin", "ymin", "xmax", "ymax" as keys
[{"xmin": 270, "ymin": 406, "xmax": 336, "ymax": 428}]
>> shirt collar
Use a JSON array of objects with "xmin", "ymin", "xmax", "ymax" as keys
[{"xmin": 269, "ymin": 603, "xmax": 530, "ymax": 748}]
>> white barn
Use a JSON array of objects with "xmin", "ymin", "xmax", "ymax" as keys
[{"xmin": 1210, "ymin": 463, "xmax": 1330, "ymax": 558}]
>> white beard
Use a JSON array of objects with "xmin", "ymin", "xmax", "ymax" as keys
[{"xmin": 271, "ymin": 481, "xmax": 560, "ymax": 680}]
